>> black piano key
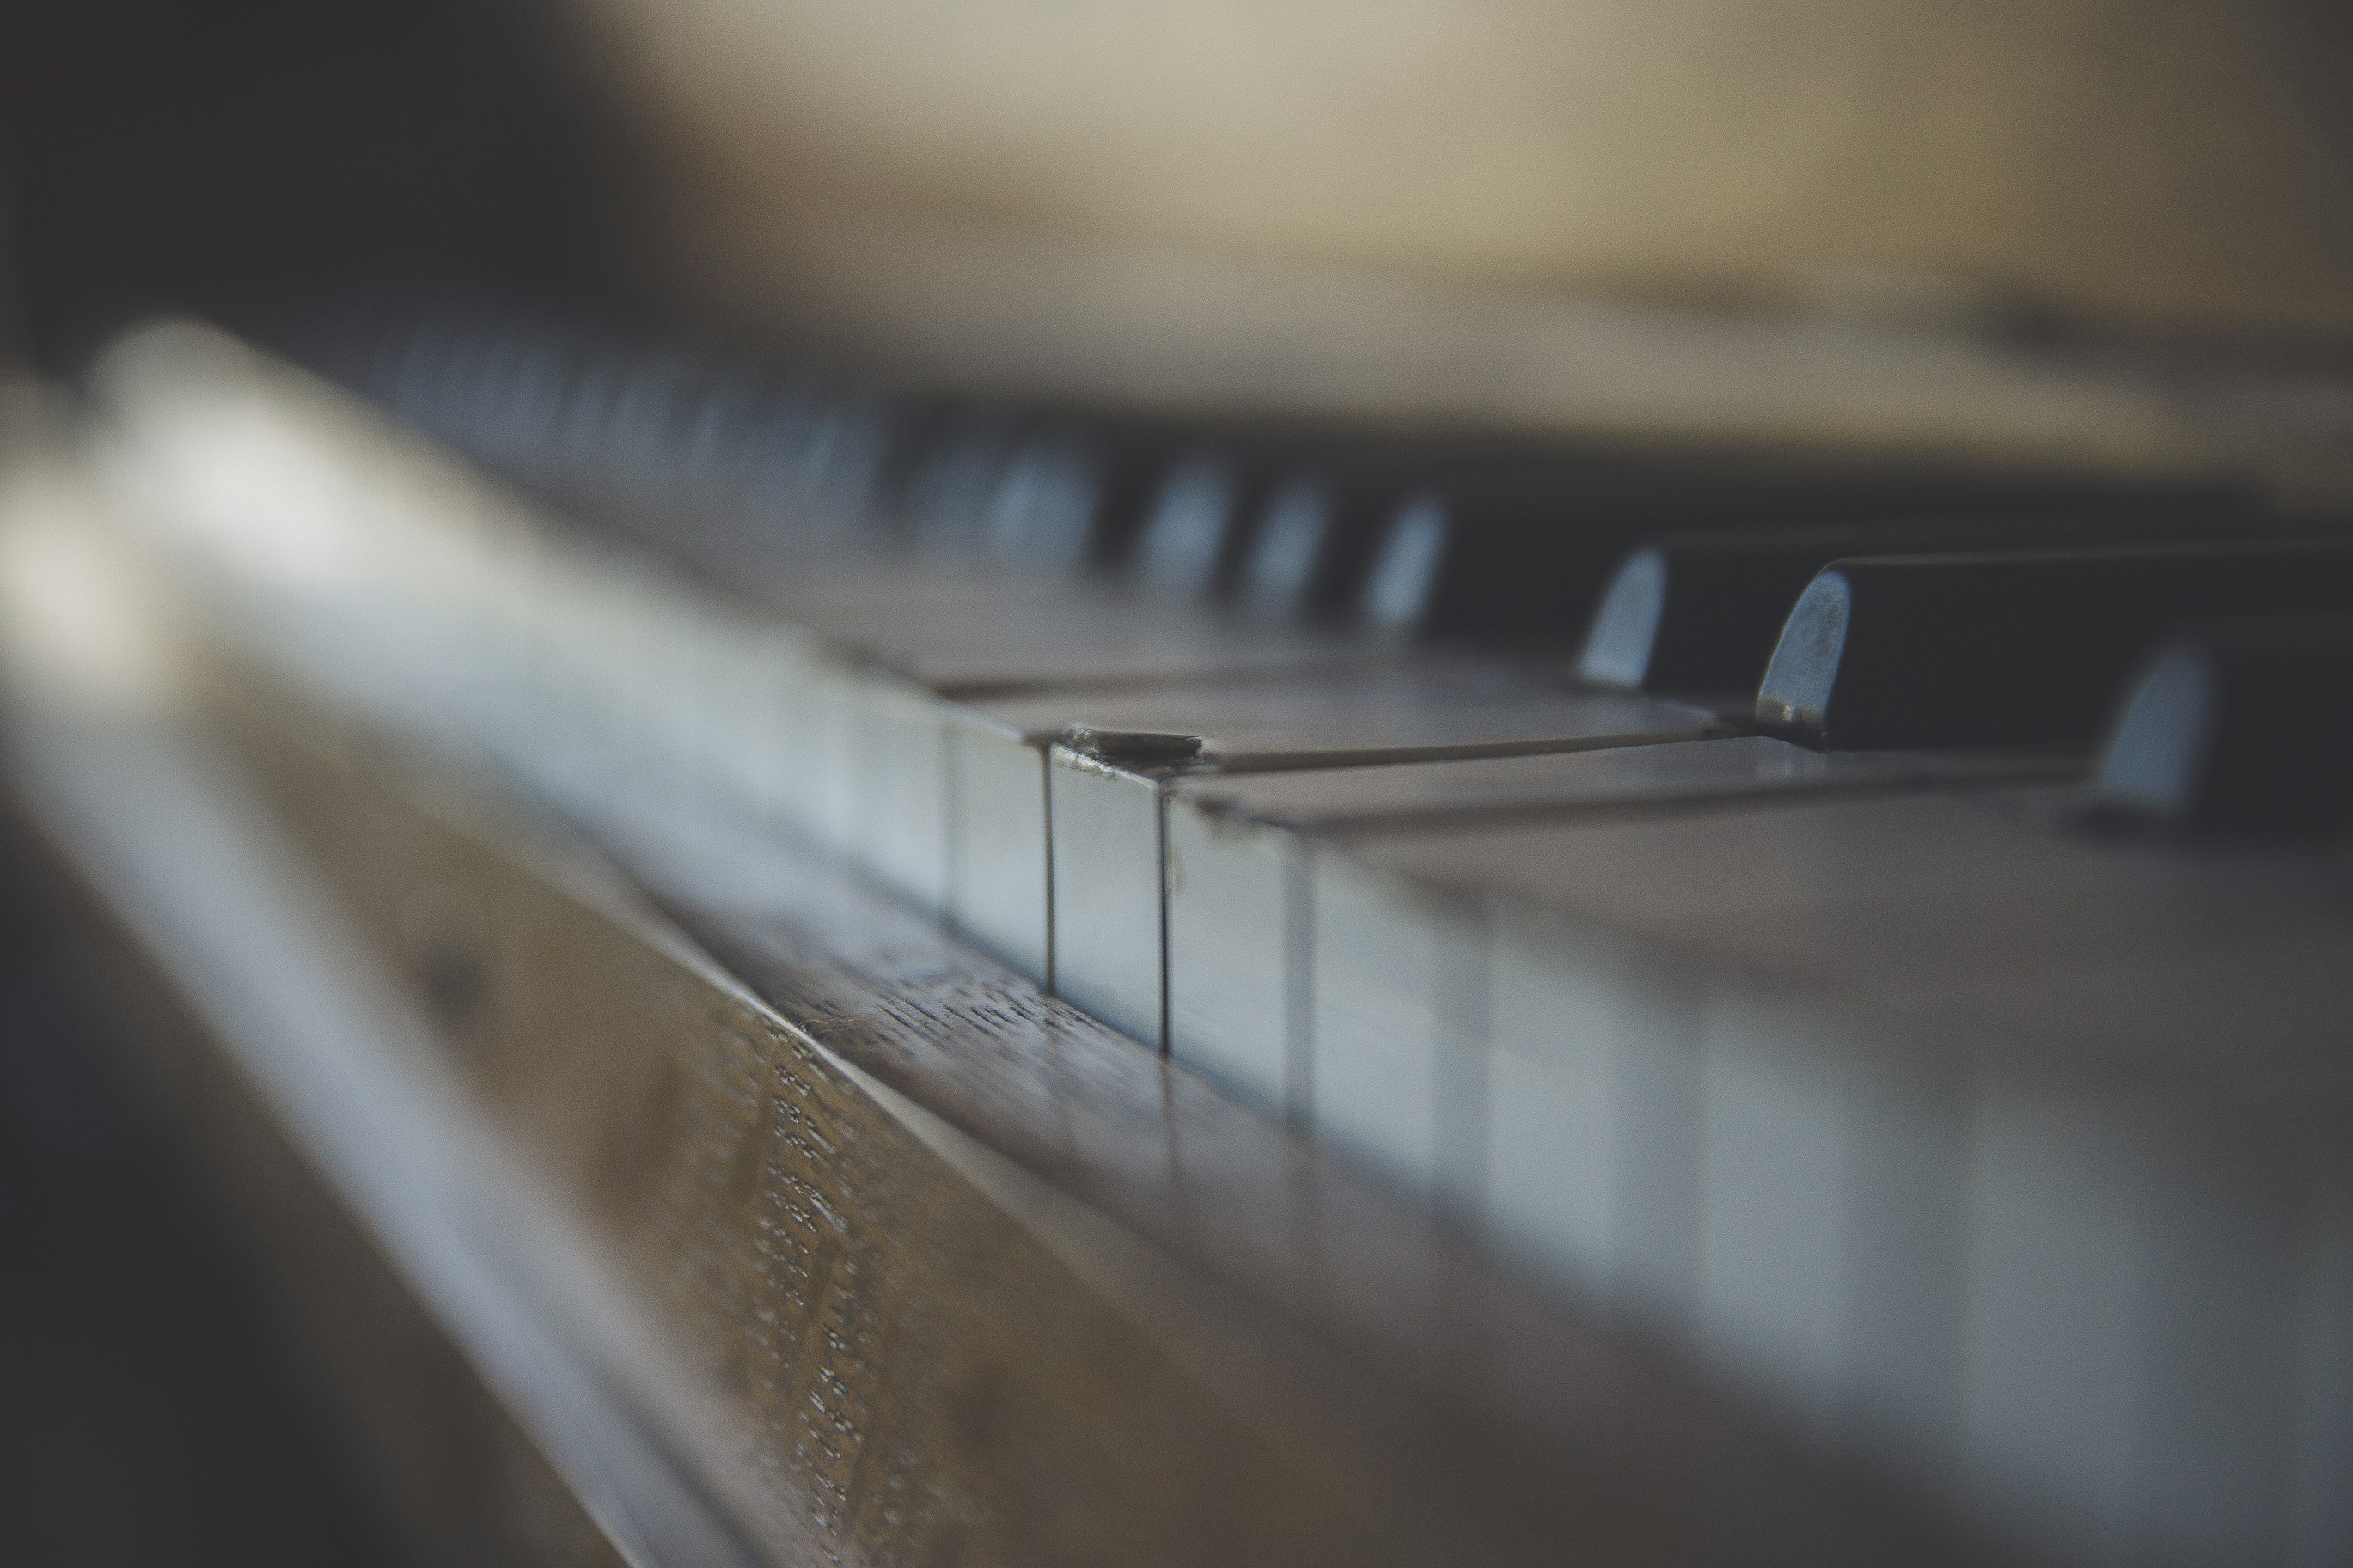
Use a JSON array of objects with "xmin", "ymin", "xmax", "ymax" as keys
[
  {"xmin": 789, "ymin": 389, "xmax": 942, "ymax": 537},
  {"xmin": 896, "ymin": 408, "xmax": 1023, "ymax": 546},
  {"xmin": 1232, "ymin": 439, "xmax": 1567, "ymax": 624},
  {"xmin": 379, "ymin": 313, "xmax": 468, "ymax": 424},
  {"xmin": 1358, "ymin": 461, "xmax": 2164, "ymax": 648},
  {"xmin": 1360, "ymin": 479, "xmax": 1634, "ymax": 643},
  {"xmin": 435, "ymin": 320, "xmax": 524, "ymax": 453},
  {"xmin": 1755, "ymin": 541, "xmax": 2353, "ymax": 749},
  {"xmin": 553, "ymin": 351, "xmax": 640, "ymax": 485},
  {"xmin": 981, "ymin": 421, "xmax": 1190, "ymax": 575},
  {"xmin": 607, "ymin": 351, "xmax": 740, "ymax": 499},
  {"xmin": 1134, "ymin": 448, "xmax": 1274, "ymax": 598},
  {"xmin": 1579, "ymin": 493, "xmax": 2266, "ymax": 695},
  {"xmin": 473, "ymin": 332, "xmax": 578, "ymax": 471},
  {"xmin": 1238, "ymin": 465, "xmax": 1408, "ymax": 619},
  {"xmin": 2092, "ymin": 618, "xmax": 2353, "ymax": 833},
  {"xmin": 661, "ymin": 363, "xmax": 790, "ymax": 495},
  {"xmin": 981, "ymin": 430, "xmax": 1100, "ymax": 568},
  {"xmin": 689, "ymin": 377, "xmax": 866, "ymax": 543},
  {"xmin": 705, "ymin": 377, "xmax": 817, "ymax": 500}
]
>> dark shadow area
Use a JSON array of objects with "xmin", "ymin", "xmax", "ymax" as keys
[
  {"xmin": 0, "ymin": 825, "xmax": 399, "ymax": 1568},
  {"xmin": 0, "ymin": 0, "xmax": 638, "ymax": 371},
  {"xmin": 0, "ymin": 12, "xmax": 637, "ymax": 1556}
]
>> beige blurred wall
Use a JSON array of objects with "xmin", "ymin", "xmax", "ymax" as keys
[{"xmin": 565, "ymin": 0, "xmax": 2353, "ymax": 339}]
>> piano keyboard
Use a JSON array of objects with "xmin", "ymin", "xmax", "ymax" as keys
[{"xmin": 71, "ymin": 314, "xmax": 2353, "ymax": 1566}]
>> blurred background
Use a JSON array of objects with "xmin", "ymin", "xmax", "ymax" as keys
[
  {"xmin": 7, "ymin": 3, "xmax": 2353, "ymax": 1564},
  {"xmin": 0, "ymin": 0, "xmax": 631, "ymax": 370},
  {"xmin": 1, "ymin": 5, "xmax": 616, "ymax": 1561}
]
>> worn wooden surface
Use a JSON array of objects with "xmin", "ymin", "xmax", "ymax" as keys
[
  {"xmin": 4, "ymin": 788, "xmax": 631, "ymax": 1568},
  {"xmin": 157, "ymin": 621, "xmax": 1967, "ymax": 1565},
  {"xmin": 0, "ymin": 401, "xmax": 1970, "ymax": 1563}
]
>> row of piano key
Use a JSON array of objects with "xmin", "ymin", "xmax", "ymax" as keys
[
  {"xmin": 337, "ymin": 306, "xmax": 2304, "ymax": 646},
  {"xmin": 116, "ymin": 315, "xmax": 2353, "ymax": 1565}
]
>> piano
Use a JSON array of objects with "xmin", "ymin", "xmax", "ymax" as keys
[{"xmin": 5, "ymin": 4, "xmax": 2353, "ymax": 1565}]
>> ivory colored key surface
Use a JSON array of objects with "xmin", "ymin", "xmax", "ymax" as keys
[
  {"xmin": 941, "ymin": 681, "xmax": 1327, "ymax": 983},
  {"xmin": 639, "ymin": 531, "xmax": 1366, "ymax": 692},
  {"xmin": 1043, "ymin": 680, "xmax": 1721, "ymax": 1045},
  {"xmin": 943, "ymin": 670, "xmax": 1722, "ymax": 997},
  {"xmin": 1160, "ymin": 735, "xmax": 1910, "ymax": 1123},
  {"xmin": 846, "ymin": 590, "xmax": 1370, "ymax": 691},
  {"xmin": 1161, "ymin": 736, "xmax": 2081, "ymax": 1132},
  {"xmin": 1309, "ymin": 784, "xmax": 2353, "ymax": 1566},
  {"xmin": 683, "ymin": 574, "xmax": 1384, "ymax": 885},
  {"xmin": 854, "ymin": 661, "xmax": 1682, "ymax": 977}
]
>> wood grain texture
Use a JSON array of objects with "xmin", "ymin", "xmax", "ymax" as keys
[
  {"xmin": 174, "ymin": 629, "xmax": 1971, "ymax": 1565},
  {"xmin": 14, "ymin": 351, "xmax": 1979, "ymax": 1561},
  {"xmin": 3, "ymin": 794, "xmax": 633, "ymax": 1568}
]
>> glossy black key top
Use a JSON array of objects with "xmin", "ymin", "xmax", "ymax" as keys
[
  {"xmin": 1134, "ymin": 448, "xmax": 1247, "ymax": 595},
  {"xmin": 1238, "ymin": 462, "xmax": 1417, "ymax": 620},
  {"xmin": 1359, "ymin": 474, "xmax": 1634, "ymax": 643},
  {"xmin": 745, "ymin": 385, "xmax": 899, "ymax": 537},
  {"xmin": 1580, "ymin": 493, "xmax": 2264, "ymax": 695},
  {"xmin": 903, "ymin": 409, "xmax": 1022, "ymax": 546},
  {"xmin": 2092, "ymin": 618, "xmax": 2353, "ymax": 833},
  {"xmin": 1756, "ymin": 541, "xmax": 2353, "ymax": 749},
  {"xmin": 1132, "ymin": 445, "xmax": 1287, "ymax": 598},
  {"xmin": 981, "ymin": 419, "xmax": 1190, "ymax": 574},
  {"xmin": 1231, "ymin": 432, "xmax": 1525, "ymax": 619},
  {"xmin": 1360, "ymin": 461, "xmax": 2163, "ymax": 648},
  {"xmin": 981, "ymin": 429, "xmax": 1113, "ymax": 570}
]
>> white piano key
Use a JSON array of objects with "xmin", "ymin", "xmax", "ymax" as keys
[
  {"xmin": 1047, "ymin": 747, "xmax": 1170, "ymax": 1043},
  {"xmin": 1692, "ymin": 1011, "xmax": 1855, "ymax": 1443},
  {"xmin": 1054, "ymin": 684, "xmax": 1720, "ymax": 1052},
  {"xmin": 1956, "ymin": 1084, "xmax": 2152, "ymax": 1562},
  {"xmin": 1163, "ymin": 793, "xmax": 1303, "ymax": 1112},
  {"xmin": 703, "ymin": 621, "xmax": 827, "ymax": 834},
  {"xmin": 750, "ymin": 565, "xmax": 1366, "ymax": 692},
  {"xmin": 1174, "ymin": 732, "xmax": 1910, "ymax": 827},
  {"xmin": 1482, "ymin": 917, "xmax": 1653, "ymax": 1304},
  {"xmin": 1307, "ymin": 845, "xmax": 1477, "ymax": 1205},
  {"xmin": 2131, "ymin": 1140, "xmax": 2305, "ymax": 1565},
  {"xmin": 946, "ymin": 686, "xmax": 1223, "ymax": 987},
  {"xmin": 1477, "ymin": 907, "xmax": 1703, "ymax": 1316},
  {"xmin": 1490, "ymin": 912, "xmax": 1967, "ymax": 1456},
  {"xmin": 1833, "ymin": 1054, "xmax": 1967, "ymax": 1481},
  {"xmin": 945, "ymin": 702, "xmax": 1058, "ymax": 983},
  {"xmin": 798, "ymin": 653, "xmax": 871, "ymax": 851},
  {"xmin": 1164, "ymin": 737, "xmax": 1910, "ymax": 1122},
  {"xmin": 643, "ymin": 570, "xmax": 765, "ymax": 804},
  {"xmin": 853, "ymin": 671, "xmax": 955, "ymax": 910},
  {"xmin": 661, "ymin": 591, "xmax": 743, "ymax": 809},
  {"xmin": 1313, "ymin": 782, "xmax": 2353, "ymax": 1565},
  {"xmin": 1697, "ymin": 1004, "xmax": 1967, "ymax": 1471}
]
